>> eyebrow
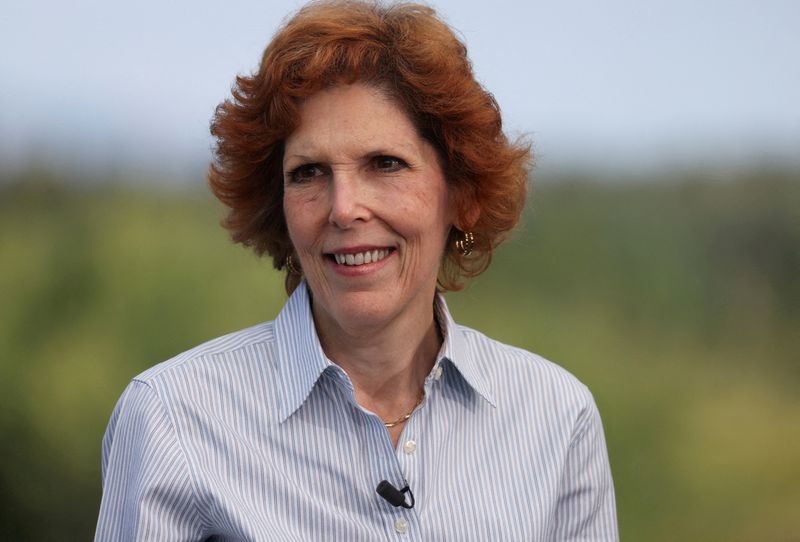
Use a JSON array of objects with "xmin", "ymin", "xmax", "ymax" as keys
[
  {"xmin": 283, "ymin": 153, "xmax": 317, "ymax": 164},
  {"xmin": 283, "ymin": 144, "xmax": 422, "ymax": 165}
]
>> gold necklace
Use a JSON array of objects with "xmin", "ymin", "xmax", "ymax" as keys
[{"xmin": 382, "ymin": 392, "xmax": 424, "ymax": 428}]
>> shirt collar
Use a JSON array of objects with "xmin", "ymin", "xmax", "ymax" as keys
[
  {"xmin": 434, "ymin": 295, "xmax": 497, "ymax": 408},
  {"xmin": 274, "ymin": 282, "xmax": 334, "ymax": 423},
  {"xmin": 274, "ymin": 281, "xmax": 496, "ymax": 423}
]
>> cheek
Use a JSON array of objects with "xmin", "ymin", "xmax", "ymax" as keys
[
  {"xmin": 391, "ymin": 177, "xmax": 442, "ymax": 213},
  {"xmin": 283, "ymin": 195, "xmax": 316, "ymax": 248},
  {"xmin": 285, "ymin": 189, "xmax": 325, "ymax": 224},
  {"xmin": 398, "ymin": 183, "xmax": 451, "ymax": 233}
]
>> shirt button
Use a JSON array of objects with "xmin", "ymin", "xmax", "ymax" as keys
[
  {"xmin": 403, "ymin": 439, "xmax": 417, "ymax": 455},
  {"xmin": 433, "ymin": 366, "xmax": 443, "ymax": 380},
  {"xmin": 394, "ymin": 518, "xmax": 408, "ymax": 534}
]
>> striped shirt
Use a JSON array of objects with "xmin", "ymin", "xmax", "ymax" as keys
[{"xmin": 95, "ymin": 282, "xmax": 618, "ymax": 541}]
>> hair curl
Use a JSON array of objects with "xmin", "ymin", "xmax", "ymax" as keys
[{"xmin": 209, "ymin": 0, "xmax": 531, "ymax": 294}]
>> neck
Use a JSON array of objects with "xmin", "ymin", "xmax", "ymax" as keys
[{"xmin": 311, "ymin": 296, "xmax": 442, "ymax": 413}]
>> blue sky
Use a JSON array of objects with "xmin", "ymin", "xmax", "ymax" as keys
[{"xmin": 1, "ymin": 0, "xmax": 798, "ymax": 179}]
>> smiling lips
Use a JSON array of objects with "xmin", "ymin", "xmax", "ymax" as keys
[{"xmin": 332, "ymin": 248, "xmax": 392, "ymax": 266}]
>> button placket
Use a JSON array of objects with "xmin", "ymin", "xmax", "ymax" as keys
[{"xmin": 388, "ymin": 378, "xmax": 430, "ymax": 538}]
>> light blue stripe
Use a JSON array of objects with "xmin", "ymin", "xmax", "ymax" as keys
[{"xmin": 96, "ymin": 282, "xmax": 618, "ymax": 540}]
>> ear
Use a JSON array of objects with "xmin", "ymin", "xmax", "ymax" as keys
[
  {"xmin": 446, "ymin": 183, "xmax": 480, "ymax": 231},
  {"xmin": 457, "ymin": 200, "xmax": 480, "ymax": 231}
]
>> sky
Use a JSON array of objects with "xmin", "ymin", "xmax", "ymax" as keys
[{"xmin": 1, "ymin": 0, "xmax": 798, "ymax": 181}]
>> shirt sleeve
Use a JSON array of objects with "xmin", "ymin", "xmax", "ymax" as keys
[
  {"xmin": 551, "ymin": 389, "xmax": 619, "ymax": 541},
  {"xmin": 95, "ymin": 379, "xmax": 205, "ymax": 541}
]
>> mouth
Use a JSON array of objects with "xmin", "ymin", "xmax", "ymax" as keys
[{"xmin": 328, "ymin": 248, "xmax": 394, "ymax": 267}]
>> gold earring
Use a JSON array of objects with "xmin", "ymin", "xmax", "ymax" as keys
[
  {"xmin": 455, "ymin": 230, "xmax": 474, "ymax": 256},
  {"xmin": 286, "ymin": 254, "xmax": 301, "ymax": 275}
]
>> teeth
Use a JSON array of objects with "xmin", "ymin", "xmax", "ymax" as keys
[{"xmin": 334, "ymin": 249, "xmax": 389, "ymax": 266}]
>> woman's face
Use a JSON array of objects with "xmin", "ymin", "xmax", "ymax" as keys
[{"xmin": 283, "ymin": 82, "xmax": 455, "ymax": 334}]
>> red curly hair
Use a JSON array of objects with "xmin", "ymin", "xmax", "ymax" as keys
[{"xmin": 209, "ymin": 0, "xmax": 531, "ymax": 294}]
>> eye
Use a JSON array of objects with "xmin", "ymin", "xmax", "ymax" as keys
[
  {"xmin": 372, "ymin": 155, "xmax": 407, "ymax": 173},
  {"xmin": 287, "ymin": 164, "xmax": 326, "ymax": 184}
]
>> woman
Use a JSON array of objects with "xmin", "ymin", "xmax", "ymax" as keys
[{"xmin": 96, "ymin": 1, "xmax": 618, "ymax": 540}]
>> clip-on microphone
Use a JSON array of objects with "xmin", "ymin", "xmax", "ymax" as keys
[{"xmin": 376, "ymin": 480, "xmax": 415, "ymax": 509}]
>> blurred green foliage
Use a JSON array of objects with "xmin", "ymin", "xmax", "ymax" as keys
[{"xmin": 0, "ymin": 169, "xmax": 798, "ymax": 541}]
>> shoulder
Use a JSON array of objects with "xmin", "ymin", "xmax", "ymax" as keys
[
  {"xmin": 132, "ymin": 320, "xmax": 277, "ymax": 387},
  {"xmin": 105, "ymin": 319, "xmax": 282, "ymax": 445},
  {"xmin": 116, "ymin": 321, "xmax": 282, "ymax": 412},
  {"xmin": 456, "ymin": 323, "xmax": 595, "ymax": 410}
]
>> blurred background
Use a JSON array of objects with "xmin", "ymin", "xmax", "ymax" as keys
[{"xmin": 1, "ymin": 0, "xmax": 798, "ymax": 540}]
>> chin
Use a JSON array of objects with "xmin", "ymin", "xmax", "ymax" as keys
[{"xmin": 327, "ymin": 291, "xmax": 396, "ymax": 328}]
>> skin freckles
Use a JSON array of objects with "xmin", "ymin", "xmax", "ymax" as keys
[{"xmin": 282, "ymin": 83, "xmax": 455, "ymax": 430}]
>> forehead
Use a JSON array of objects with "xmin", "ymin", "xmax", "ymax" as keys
[{"xmin": 285, "ymin": 83, "xmax": 425, "ymax": 156}]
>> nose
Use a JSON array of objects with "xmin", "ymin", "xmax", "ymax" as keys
[{"xmin": 328, "ymin": 172, "xmax": 371, "ymax": 229}]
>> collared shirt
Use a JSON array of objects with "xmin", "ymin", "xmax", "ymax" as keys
[{"xmin": 95, "ymin": 283, "xmax": 618, "ymax": 541}]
